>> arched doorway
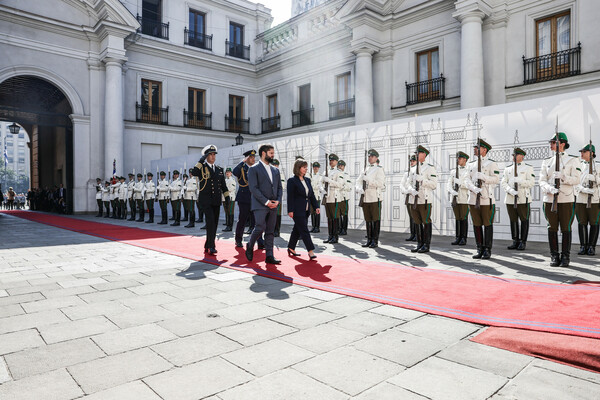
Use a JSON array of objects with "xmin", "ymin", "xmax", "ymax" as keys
[{"xmin": 0, "ymin": 76, "xmax": 74, "ymax": 213}]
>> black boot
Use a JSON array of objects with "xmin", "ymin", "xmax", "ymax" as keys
[
  {"xmin": 196, "ymin": 209, "xmax": 203, "ymax": 223},
  {"xmin": 104, "ymin": 204, "xmax": 110, "ymax": 217},
  {"xmin": 577, "ymin": 224, "xmax": 588, "ymax": 255},
  {"xmin": 146, "ymin": 211, "xmax": 154, "ymax": 223},
  {"xmin": 411, "ymin": 224, "xmax": 424, "ymax": 253},
  {"xmin": 185, "ymin": 209, "xmax": 195, "ymax": 228},
  {"xmin": 171, "ymin": 211, "xmax": 180, "ymax": 226},
  {"xmin": 406, "ymin": 219, "xmax": 416, "ymax": 241},
  {"xmin": 458, "ymin": 219, "xmax": 468, "ymax": 246},
  {"xmin": 223, "ymin": 214, "xmax": 232, "ymax": 231},
  {"xmin": 588, "ymin": 225, "xmax": 599, "ymax": 256},
  {"xmin": 451, "ymin": 219, "xmax": 461, "ymax": 245},
  {"xmin": 549, "ymin": 231, "xmax": 560, "ymax": 266},
  {"xmin": 314, "ymin": 214, "xmax": 320, "ymax": 233},
  {"xmin": 158, "ymin": 210, "xmax": 168, "ymax": 225},
  {"xmin": 182, "ymin": 208, "xmax": 188, "ymax": 222},
  {"xmin": 128, "ymin": 205, "xmax": 135, "ymax": 221},
  {"xmin": 472, "ymin": 226, "xmax": 484, "ymax": 259},
  {"xmin": 517, "ymin": 220, "xmax": 529, "ymax": 251},
  {"xmin": 169, "ymin": 208, "xmax": 175, "ymax": 220},
  {"xmin": 369, "ymin": 221, "xmax": 380, "ymax": 248},
  {"xmin": 324, "ymin": 219, "xmax": 333, "ymax": 243},
  {"xmin": 507, "ymin": 221, "xmax": 519, "ymax": 250},
  {"xmin": 274, "ymin": 215, "xmax": 281, "ymax": 237},
  {"xmin": 362, "ymin": 222, "xmax": 373, "ymax": 247},
  {"xmin": 310, "ymin": 214, "xmax": 317, "ymax": 233},
  {"xmin": 482, "ymin": 225, "xmax": 493, "ymax": 259},
  {"xmin": 418, "ymin": 223, "xmax": 431, "ymax": 253},
  {"xmin": 329, "ymin": 219, "xmax": 339, "ymax": 244},
  {"xmin": 559, "ymin": 231, "xmax": 571, "ymax": 267},
  {"xmin": 136, "ymin": 205, "xmax": 145, "ymax": 222}
]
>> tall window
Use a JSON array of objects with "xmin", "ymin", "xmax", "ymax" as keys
[
  {"xmin": 189, "ymin": 10, "xmax": 205, "ymax": 36},
  {"xmin": 416, "ymin": 48, "xmax": 440, "ymax": 99},
  {"xmin": 299, "ymin": 84, "xmax": 311, "ymax": 111},
  {"xmin": 267, "ymin": 94, "xmax": 277, "ymax": 118},
  {"xmin": 229, "ymin": 23, "xmax": 244, "ymax": 46},
  {"xmin": 536, "ymin": 11, "xmax": 571, "ymax": 75},
  {"xmin": 188, "ymin": 88, "xmax": 205, "ymax": 115},
  {"xmin": 336, "ymin": 73, "xmax": 351, "ymax": 101},
  {"xmin": 228, "ymin": 95, "xmax": 244, "ymax": 131},
  {"xmin": 141, "ymin": 79, "xmax": 162, "ymax": 119},
  {"xmin": 142, "ymin": 0, "xmax": 161, "ymax": 22}
]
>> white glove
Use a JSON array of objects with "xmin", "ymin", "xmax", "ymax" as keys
[
  {"xmin": 551, "ymin": 171, "xmax": 563, "ymax": 180},
  {"xmin": 414, "ymin": 174, "xmax": 424, "ymax": 182},
  {"xmin": 508, "ymin": 177, "xmax": 522, "ymax": 185},
  {"xmin": 470, "ymin": 186, "xmax": 482, "ymax": 194},
  {"xmin": 548, "ymin": 186, "xmax": 560, "ymax": 195},
  {"xmin": 408, "ymin": 187, "xmax": 419, "ymax": 196},
  {"xmin": 319, "ymin": 187, "xmax": 327, "ymax": 195},
  {"xmin": 448, "ymin": 189, "xmax": 458, "ymax": 197},
  {"xmin": 582, "ymin": 173, "xmax": 596, "ymax": 183},
  {"xmin": 355, "ymin": 187, "xmax": 365, "ymax": 195},
  {"xmin": 475, "ymin": 172, "xmax": 488, "ymax": 182},
  {"xmin": 507, "ymin": 188, "xmax": 518, "ymax": 196}
]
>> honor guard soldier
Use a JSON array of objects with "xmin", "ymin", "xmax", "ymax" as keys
[
  {"xmin": 539, "ymin": 132, "xmax": 580, "ymax": 267},
  {"xmin": 321, "ymin": 154, "xmax": 346, "ymax": 244},
  {"xmin": 183, "ymin": 168, "xmax": 199, "ymax": 228},
  {"xmin": 447, "ymin": 152, "xmax": 470, "ymax": 245},
  {"xmin": 465, "ymin": 140, "xmax": 499, "ymax": 259},
  {"xmin": 401, "ymin": 155, "xmax": 418, "ymax": 242},
  {"xmin": 310, "ymin": 162, "xmax": 323, "ymax": 232},
  {"xmin": 133, "ymin": 173, "xmax": 145, "ymax": 222},
  {"xmin": 169, "ymin": 170, "xmax": 183, "ymax": 226},
  {"xmin": 145, "ymin": 172, "xmax": 156, "ymax": 223},
  {"xmin": 223, "ymin": 168, "xmax": 237, "ymax": 232},
  {"xmin": 191, "ymin": 145, "xmax": 231, "ymax": 255},
  {"xmin": 406, "ymin": 146, "xmax": 437, "ymax": 253},
  {"xmin": 233, "ymin": 149, "xmax": 257, "ymax": 247},
  {"xmin": 119, "ymin": 176, "xmax": 129, "ymax": 219},
  {"xmin": 109, "ymin": 177, "xmax": 119, "ymax": 218},
  {"xmin": 181, "ymin": 174, "xmax": 189, "ymax": 223},
  {"xmin": 356, "ymin": 149, "xmax": 386, "ymax": 248},
  {"xmin": 575, "ymin": 144, "xmax": 600, "ymax": 256},
  {"xmin": 156, "ymin": 171, "xmax": 170, "ymax": 224},
  {"xmin": 127, "ymin": 173, "xmax": 136, "ymax": 220},
  {"xmin": 102, "ymin": 181, "xmax": 111, "ymax": 217},
  {"xmin": 501, "ymin": 148, "xmax": 535, "ymax": 250},
  {"xmin": 337, "ymin": 160, "xmax": 352, "ymax": 236},
  {"xmin": 272, "ymin": 159, "xmax": 285, "ymax": 237},
  {"xmin": 95, "ymin": 178, "xmax": 103, "ymax": 217}
]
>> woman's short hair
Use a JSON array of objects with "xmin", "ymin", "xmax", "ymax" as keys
[{"xmin": 293, "ymin": 159, "xmax": 308, "ymax": 176}]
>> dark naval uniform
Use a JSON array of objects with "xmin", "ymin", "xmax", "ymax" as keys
[
  {"xmin": 191, "ymin": 145, "xmax": 231, "ymax": 254},
  {"xmin": 233, "ymin": 150, "xmax": 256, "ymax": 247}
]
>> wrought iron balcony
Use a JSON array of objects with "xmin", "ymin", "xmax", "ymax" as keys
[
  {"xmin": 292, "ymin": 107, "xmax": 314, "ymax": 128},
  {"xmin": 184, "ymin": 28, "xmax": 212, "ymax": 51},
  {"xmin": 226, "ymin": 40, "xmax": 250, "ymax": 60},
  {"xmin": 261, "ymin": 115, "xmax": 280, "ymax": 133},
  {"xmin": 184, "ymin": 110, "xmax": 212, "ymax": 130},
  {"xmin": 136, "ymin": 102, "xmax": 168, "ymax": 125},
  {"xmin": 225, "ymin": 116, "xmax": 250, "ymax": 134},
  {"xmin": 523, "ymin": 43, "xmax": 581, "ymax": 85},
  {"xmin": 405, "ymin": 75, "xmax": 445, "ymax": 106},
  {"xmin": 329, "ymin": 97, "xmax": 355, "ymax": 120},
  {"xmin": 136, "ymin": 15, "xmax": 169, "ymax": 40}
]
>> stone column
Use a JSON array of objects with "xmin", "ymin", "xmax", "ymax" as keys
[
  {"xmin": 103, "ymin": 58, "xmax": 124, "ymax": 178},
  {"xmin": 354, "ymin": 49, "xmax": 375, "ymax": 125},
  {"xmin": 454, "ymin": 1, "xmax": 490, "ymax": 109}
]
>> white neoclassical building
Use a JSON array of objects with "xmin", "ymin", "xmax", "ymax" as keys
[{"xmin": 0, "ymin": 0, "xmax": 598, "ymax": 212}]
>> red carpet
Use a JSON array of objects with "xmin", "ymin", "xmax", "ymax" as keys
[
  {"xmin": 4, "ymin": 210, "xmax": 600, "ymax": 341},
  {"xmin": 471, "ymin": 327, "xmax": 600, "ymax": 373}
]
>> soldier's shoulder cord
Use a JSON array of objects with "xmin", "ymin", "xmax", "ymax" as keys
[{"xmin": 239, "ymin": 165, "xmax": 249, "ymax": 187}]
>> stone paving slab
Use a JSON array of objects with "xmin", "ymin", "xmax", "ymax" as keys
[
  {"xmin": 216, "ymin": 302, "xmax": 282, "ymax": 323},
  {"xmin": 38, "ymin": 315, "xmax": 119, "ymax": 344},
  {"xmin": 105, "ymin": 305, "xmax": 178, "ymax": 329},
  {"xmin": 151, "ymin": 330, "xmax": 242, "ymax": 366},
  {"xmin": 329, "ymin": 310, "xmax": 403, "ymax": 335},
  {"xmin": 0, "ymin": 368, "xmax": 83, "ymax": 400},
  {"xmin": 353, "ymin": 382, "xmax": 429, "ymax": 400},
  {"xmin": 61, "ymin": 300, "xmax": 130, "ymax": 320},
  {"xmin": 78, "ymin": 288, "xmax": 136, "ymax": 303},
  {"xmin": 0, "ymin": 304, "xmax": 24, "ymax": 318},
  {"xmin": 0, "ymin": 358, "xmax": 10, "ymax": 384},
  {"xmin": 0, "ymin": 329, "xmax": 46, "ymax": 355},
  {"xmin": 216, "ymin": 317, "xmax": 298, "ymax": 347},
  {"xmin": 118, "ymin": 292, "xmax": 179, "ymax": 309},
  {"xmin": 21, "ymin": 295, "xmax": 86, "ymax": 313},
  {"xmin": 157, "ymin": 312, "xmax": 237, "ymax": 337},
  {"xmin": 279, "ymin": 323, "xmax": 365, "ymax": 354},
  {"xmin": 268, "ymin": 306, "xmax": 341, "ymax": 330},
  {"xmin": 311, "ymin": 296, "xmax": 380, "ymax": 315},
  {"xmin": 257, "ymin": 293, "xmax": 323, "ymax": 311},
  {"xmin": 40, "ymin": 285, "xmax": 96, "ymax": 299},
  {"xmin": 91, "ymin": 323, "xmax": 177, "ymax": 355},
  {"xmin": 368, "ymin": 304, "xmax": 426, "ymax": 320},
  {"xmin": 0, "ymin": 309, "xmax": 69, "ymax": 335},
  {"xmin": 396, "ymin": 315, "xmax": 482, "ymax": 344},
  {"xmin": 76, "ymin": 380, "xmax": 163, "ymax": 400}
]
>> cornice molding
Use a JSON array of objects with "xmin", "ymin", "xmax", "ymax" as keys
[{"xmin": 452, "ymin": 0, "xmax": 492, "ymax": 22}]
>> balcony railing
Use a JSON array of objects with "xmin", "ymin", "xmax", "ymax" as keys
[
  {"xmin": 226, "ymin": 40, "xmax": 250, "ymax": 60},
  {"xmin": 225, "ymin": 116, "xmax": 250, "ymax": 134},
  {"xmin": 523, "ymin": 43, "xmax": 581, "ymax": 85},
  {"xmin": 261, "ymin": 115, "xmax": 280, "ymax": 133},
  {"xmin": 136, "ymin": 102, "xmax": 168, "ymax": 125},
  {"xmin": 184, "ymin": 28, "xmax": 212, "ymax": 51},
  {"xmin": 184, "ymin": 110, "xmax": 212, "ymax": 130},
  {"xmin": 329, "ymin": 97, "xmax": 355, "ymax": 120},
  {"xmin": 136, "ymin": 15, "xmax": 169, "ymax": 40},
  {"xmin": 292, "ymin": 107, "xmax": 314, "ymax": 128},
  {"xmin": 405, "ymin": 75, "xmax": 445, "ymax": 106}
]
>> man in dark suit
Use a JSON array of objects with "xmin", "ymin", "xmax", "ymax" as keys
[
  {"xmin": 246, "ymin": 144, "xmax": 283, "ymax": 264},
  {"xmin": 191, "ymin": 145, "xmax": 231, "ymax": 255}
]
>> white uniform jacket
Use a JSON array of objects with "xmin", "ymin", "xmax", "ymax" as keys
[
  {"xmin": 101, "ymin": 186, "xmax": 110, "ymax": 202},
  {"xmin": 322, "ymin": 168, "xmax": 346, "ymax": 204},
  {"xmin": 465, "ymin": 157, "xmax": 500, "ymax": 206},
  {"xmin": 225, "ymin": 177, "xmax": 237, "ymax": 202},
  {"xmin": 447, "ymin": 165, "xmax": 470, "ymax": 205},
  {"xmin": 183, "ymin": 177, "xmax": 199, "ymax": 201},
  {"xmin": 132, "ymin": 180, "xmax": 144, "ymax": 200},
  {"xmin": 538, "ymin": 153, "xmax": 581, "ymax": 203},
  {"xmin": 109, "ymin": 182, "xmax": 120, "ymax": 201},
  {"xmin": 95, "ymin": 184, "xmax": 103, "ymax": 200},
  {"xmin": 144, "ymin": 181, "xmax": 156, "ymax": 200},
  {"xmin": 169, "ymin": 178, "xmax": 183, "ymax": 201},
  {"xmin": 356, "ymin": 164, "xmax": 386, "ymax": 203},
  {"xmin": 157, "ymin": 179, "xmax": 170, "ymax": 201},
  {"xmin": 127, "ymin": 180, "xmax": 135, "ymax": 199},
  {"xmin": 575, "ymin": 160, "xmax": 600, "ymax": 204},
  {"xmin": 311, "ymin": 173, "xmax": 323, "ymax": 201},
  {"xmin": 407, "ymin": 162, "xmax": 437, "ymax": 205},
  {"xmin": 501, "ymin": 163, "xmax": 535, "ymax": 205}
]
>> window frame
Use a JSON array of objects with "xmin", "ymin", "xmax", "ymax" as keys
[
  {"xmin": 188, "ymin": 87, "xmax": 206, "ymax": 115},
  {"xmin": 335, "ymin": 72, "xmax": 351, "ymax": 102},
  {"xmin": 188, "ymin": 9, "xmax": 206, "ymax": 36}
]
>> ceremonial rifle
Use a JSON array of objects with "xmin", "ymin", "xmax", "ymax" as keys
[
  {"xmin": 323, "ymin": 153, "xmax": 329, "ymax": 204},
  {"xmin": 412, "ymin": 145, "xmax": 419, "ymax": 210},
  {"xmin": 588, "ymin": 126, "xmax": 594, "ymax": 209},
  {"xmin": 551, "ymin": 117, "xmax": 560, "ymax": 213},
  {"xmin": 142, "ymin": 168, "xmax": 146, "ymax": 200},
  {"xmin": 155, "ymin": 165, "xmax": 159, "ymax": 202},
  {"xmin": 452, "ymin": 153, "xmax": 459, "ymax": 208},
  {"xmin": 475, "ymin": 122, "xmax": 482, "ymax": 209},
  {"xmin": 513, "ymin": 130, "xmax": 518, "ymax": 210},
  {"xmin": 405, "ymin": 136, "xmax": 411, "ymax": 206},
  {"xmin": 359, "ymin": 148, "xmax": 367, "ymax": 207}
]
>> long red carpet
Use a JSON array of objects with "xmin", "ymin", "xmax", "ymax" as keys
[
  {"xmin": 472, "ymin": 327, "xmax": 600, "ymax": 373},
  {"xmin": 4, "ymin": 210, "xmax": 600, "ymax": 341}
]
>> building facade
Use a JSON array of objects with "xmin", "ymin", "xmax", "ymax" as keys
[
  {"xmin": 0, "ymin": 0, "xmax": 598, "ymax": 212},
  {"xmin": 1, "ymin": 122, "xmax": 31, "ymax": 178}
]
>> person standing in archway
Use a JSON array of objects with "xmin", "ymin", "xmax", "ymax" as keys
[{"xmin": 95, "ymin": 178, "xmax": 103, "ymax": 217}]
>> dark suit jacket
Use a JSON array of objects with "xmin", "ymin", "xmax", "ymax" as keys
[
  {"xmin": 287, "ymin": 176, "xmax": 318, "ymax": 215},
  {"xmin": 232, "ymin": 161, "xmax": 251, "ymax": 204},
  {"xmin": 248, "ymin": 162, "xmax": 282, "ymax": 211}
]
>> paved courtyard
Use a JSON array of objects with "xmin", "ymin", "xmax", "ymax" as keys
[{"xmin": 0, "ymin": 212, "xmax": 599, "ymax": 400}]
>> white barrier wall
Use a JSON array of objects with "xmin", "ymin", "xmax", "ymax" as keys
[{"xmin": 152, "ymin": 87, "xmax": 600, "ymax": 242}]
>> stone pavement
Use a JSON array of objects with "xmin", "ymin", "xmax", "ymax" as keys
[{"xmin": 0, "ymin": 212, "xmax": 599, "ymax": 400}]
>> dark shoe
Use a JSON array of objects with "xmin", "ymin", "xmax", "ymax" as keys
[
  {"xmin": 265, "ymin": 256, "xmax": 281, "ymax": 265},
  {"xmin": 559, "ymin": 231, "xmax": 572, "ymax": 267},
  {"xmin": 451, "ymin": 220, "xmax": 460, "ymax": 245},
  {"xmin": 549, "ymin": 231, "xmax": 560, "ymax": 266},
  {"xmin": 145, "ymin": 215, "xmax": 154, "ymax": 223},
  {"xmin": 587, "ymin": 246, "xmax": 596, "ymax": 256},
  {"xmin": 324, "ymin": 219, "xmax": 333, "ymax": 243},
  {"xmin": 507, "ymin": 221, "xmax": 519, "ymax": 250},
  {"xmin": 369, "ymin": 220, "xmax": 380, "ymax": 248},
  {"xmin": 362, "ymin": 222, "xmax": 373, "ymax": 247},
  {"xmin": 184, "ymin": 221, "xmax": 195, "ymax": 228},
  {"xmin": 258, "ymin": 244, "xmax": 265, "ymax": 250},
  {"xmin": 171, "ymin": 220, "xmax": 180, "ymax": 226},
  {"xmin": 516, "ymin": 241, "xmax": 526, "ymax": 251},
  {"xmin": 550, "ymin": 253, "xmax": 561, "ymax": 267},
  {"xmin": 201, "ymin": 225, "xmax": 206, "ymax": 230},
  {"xmin": 235, "ymin": 241, "xmax": 243, "ymax": 248},
  {"xmin": 472, "ymin": 226, "xmax": 484, "ymax": 259},
  {"xmin": 482, "ymin": 248, "xmax": 491, "ymax": 259},
  {"xmin": 459, "ymin": 220, "xmax": 469, "ymax": 246},
  {"xmin": 205, "ymin": 247, "xmax": 217, "ymax": 255},
  {"xmin": 577, "ymin": 224, "xmax": 588, "ymax": 255},
  {"xmin": 417, "ymin": 244, "xmax": 429, "ymax": 253},
  {"xmin": 559, "ymin": 253, "xmax": 570, "ymax": 267},
  {"xmin": 418, "ymin": 223, "xmax": 431, "ymax": 253},
  {"xmin": 310, "ymin": 254, "xmax": 317, "ymax": 260},
  {"xmin": 483, "ymin": 225, "xmax": 493, "ymax": 258},
  {"xmin": 287, "ymin": 249, "xmax": 300, "ymax": 257},
  {"xmin": 245, "ymin": 244, "xmax": 253, "ymax": 262},
  {"xmin": 588, "ymin": 225, "xmax": 599, "ymax": 256},
  {"xmin": 411, "ymin": 224, "xmax": 424, "ymax": 253},
  {"xmin": 136, "ymin": 217, "xmax": 144, "ymax": 222},
  {"xmin": 519, "ymin": 220, "xmax": 529, "ymax": 251}
]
